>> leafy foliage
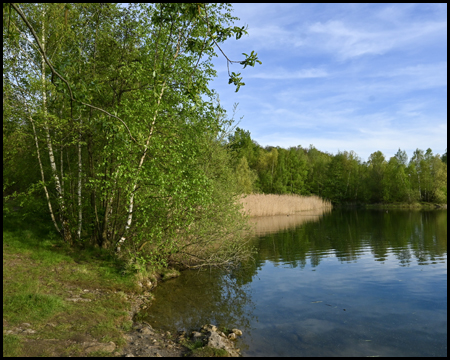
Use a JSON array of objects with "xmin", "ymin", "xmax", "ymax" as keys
[{"xmin": 3, "ymin": 3, "xmax": 260, "ymax": 270}]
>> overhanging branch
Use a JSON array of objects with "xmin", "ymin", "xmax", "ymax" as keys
[{"xmin": 10, "ymin": 3, "xmax": 137, "ymax": 143}]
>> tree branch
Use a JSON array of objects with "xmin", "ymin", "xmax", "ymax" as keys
[{"xmin": 10, "ymin": 3, "xmax": 137, "ymax": 143}]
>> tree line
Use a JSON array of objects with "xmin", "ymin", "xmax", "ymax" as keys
[{"xmin": 229, "ymin": 127, "xmax": 447, "ymax": 205}]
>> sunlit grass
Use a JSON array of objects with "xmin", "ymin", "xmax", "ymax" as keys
[
  {"xmin": 2, "ymin": 213, "xmax": 142, "ymax": 356},
  {"xmin": 181, "ymin": 339, "xmax": 229, "ymax": 357},
  {"xmin": 182, "ymin": 339, "xmax": 204, "ymax": 350},
  {"xmin": 3, "ymin": 334, "xmax": 22, "ymax": 357},
  {"xmin": 3, "ymin": 292, "xmax": 67, "ymax": 325}
]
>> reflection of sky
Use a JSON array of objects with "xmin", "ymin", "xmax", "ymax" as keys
[
  {"xmin": 145, "ymin": 210, "xmax": 446, "ymax": 357},
  {"xmin": 244, "ymin": 242, "xmax": 447, "ymax": 356}
]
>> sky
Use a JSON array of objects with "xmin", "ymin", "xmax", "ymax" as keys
[{"xmin": 208, "ymin": 3, "xmax": 447, "ymax": 162}]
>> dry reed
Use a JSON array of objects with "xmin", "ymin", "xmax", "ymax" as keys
[{"xmin": 239, "ymin": 194, "xmax": 332, "ymax": 217}]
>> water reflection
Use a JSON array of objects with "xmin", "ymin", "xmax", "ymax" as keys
[
  {"xmin": 252, "ymin": 209, "xmax": 447, "ymax": 268},
  {"xmin": 248, "ymin": 208, "xmax": 332, "ymax": 236},
  {"xmin": 142, "ymin": 267, "xmax": 255, "ymax": 345},
  {"xmin": 142, "ymin": 209, "xmax": 447, "ymax": 357}
]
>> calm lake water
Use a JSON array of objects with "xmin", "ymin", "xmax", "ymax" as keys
[{"xmin": 142, "ymin": 209, "xmax": 447, "ymax": 357}]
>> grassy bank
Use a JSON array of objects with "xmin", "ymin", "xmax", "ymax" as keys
[
  {"xmin": 2, "ymin": 214, "xmax": 149, "ymax": 357},
  {"xmin": 239, "ymin": 194, "xmax": 332, "ymax": 217}
]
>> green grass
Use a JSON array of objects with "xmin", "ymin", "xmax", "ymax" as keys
[
  {"xmin": 160, "ymin": 268, "xmax": 181, "ymax": 281},
  {"xmin": 2, "ymin": 210, "xmax": 144, "ymax": 357},
  {"xmin": 3, "ymin": 334, "xmax": 23, "ymax": 357},
  {"xmin": 182, "ymin": 339, "xmax": 204, "ymax": 351},
  {"xmin": 190, "ymin": 346, "xmax": 229, "ymax": 357},
  {"xmin": 181, "ymin": 338, "xmax": 230, "ymax": 357},
  {"xmin": 3, "ymin": 292, "xmax": 67, "ymax": 324}
]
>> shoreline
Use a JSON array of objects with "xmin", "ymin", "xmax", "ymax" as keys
[
  {"xmin": 334, "ymin": 202, "xmax": 447, "ymax": 210},
  {"xmin": 3, "ymin": 218, "xmax": 241, "ymax": 357},
  {"xmin": 2, "ymin": 217, "xmax": 184, "ymax": 357}
]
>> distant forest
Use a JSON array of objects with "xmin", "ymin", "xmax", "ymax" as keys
[{"xmin": 228, "ymin": 128, "xmax": 447, "ymax": 204}]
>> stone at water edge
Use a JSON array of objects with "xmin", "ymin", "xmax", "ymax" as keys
[
  {"xmin": 232, "ymin": 328, "xmax": 243, "ymax": 336},
  {"xmin": 202, "ymin": 324, "xmax": 218, "ymax": 333},
  {"xmin": 206, "ymin": 331, "xmax": 229, "ymax": 350},
  {"xmin": 139, "ymin": 327, "xmax": 154, "ymax": 335},
  {"xmin": 191, "ymin": 331, "xmax": 203, "ymax": 342}
]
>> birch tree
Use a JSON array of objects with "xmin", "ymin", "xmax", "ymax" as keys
[{"xmin": 4, "ymin": 3, "xmax": 260, "ymax": 269}]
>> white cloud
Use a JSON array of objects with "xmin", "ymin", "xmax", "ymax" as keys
[
  {"xmin": 248, "ymin": 68, "xmax": 328, "ymax": 80},
  {"xmin": 308, "ymin": 20, "xmax": 391, "ymax": 58},
  {"xmin": 306, "ymin": 20, "xmax": 447, "ymax": 60},
  {"xmin": 371, "ymin": 62, "xmax": 447, "ymax": 89},
  {"xmin": 254, "ymin": 122, "xmax": 447, "ymax": 162},
  {"xmin": 239, "ymin": 24, "xmax": 306, "ymax": 49},
  {"xmin": 209, "ymin": 4, "xmax": 447, "ymax": 161}
]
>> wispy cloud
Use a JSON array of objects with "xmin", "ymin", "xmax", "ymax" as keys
[
  {"xmin": 248, "ymin": 68, "xmax": 328, "ymax": 80},
  {"xmin": 255, "ymin": 124, "xmax": 447, "ymax": 161},
  {"xmin": 371, "ymin": 62, "xmax": 447, "ymax": 89},
  {"xmin": 210, "ymin": 4, "xmax": 447, "ymax": 160},
  {"xmin": 306, "ymin": 20, "xmax": 447, "ymax": 60},
  {"xmin": 239, "ymin": 24, "xmax": 306, "ymax": 49}
]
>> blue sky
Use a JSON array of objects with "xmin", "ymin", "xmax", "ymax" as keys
[{"xmin": 208, "ymin": 3, "xmax": 447, "ymax": 162}]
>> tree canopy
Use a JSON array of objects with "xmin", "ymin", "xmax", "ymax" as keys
[{"xmin": 3, "ymin": 3, "xmax": 261, "ymax": 270}]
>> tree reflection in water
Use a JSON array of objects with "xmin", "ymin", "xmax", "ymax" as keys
[
  {"xmin": 251, "ymin": 209, "xmax": 447, "ymax": 269},
  {"xmin": 142, "ymin": 265, "xmax": 256, "ymax": 346},
  {"xmin": 140, "ymin": 209, "xmax": 447, "ymax": 357}
]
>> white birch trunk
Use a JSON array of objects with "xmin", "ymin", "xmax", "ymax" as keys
[
  {"xmin": 30, "ymin": 113, "xmax": 61, "ymax": 234},
  {"xmin": 77, "ymin": 117, "xmax": 83, "ymax": 240},
  {"xmin": 116, "ymin": 83, "xmax": 166, "ymax": 252},
  {"xmin": 101, "ymin": 167, "xmax": 120, "ymax": 248},
  {"xmin": 16, "ymin": 75, "xmax": 61, "ymax": 234},
  {"xmin": 41, "ymin": 5, "xmax": 72, "ymax": 244},
  {"xmin": 60, "ymin": 145, "xmax": 64, "ymax": 198},
  {"xmin": 116, "ymin": 35, "xmax": 181, "ymax": 252}
]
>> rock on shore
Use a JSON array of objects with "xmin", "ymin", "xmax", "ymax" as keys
[
  {"xmin": 120, "ymin": 323, "xmax": 243, "ymax": 357},
  {"xmin": 189, "ymin": 324, "xmax": 243, "ymax": 357}
]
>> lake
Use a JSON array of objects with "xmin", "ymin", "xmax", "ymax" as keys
[{"xmin": 142, "ymin": 209, "xmax": 447, "ymax": 357}]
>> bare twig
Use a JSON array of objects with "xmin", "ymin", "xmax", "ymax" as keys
[{"xmin": 201, "ymin": 4, "xmax": 242, "ymax": 77}]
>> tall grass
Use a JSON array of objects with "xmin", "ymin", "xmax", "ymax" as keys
[{"xmin": 239, "ymin": 194, "xmax": 332, "ymax": 217}]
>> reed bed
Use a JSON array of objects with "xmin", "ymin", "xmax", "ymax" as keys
[{"xmin": 239, "ymin": 194, "xmax": 332, "ymax": 217}]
